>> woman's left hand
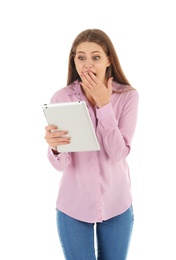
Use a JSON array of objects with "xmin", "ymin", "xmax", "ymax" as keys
[{"xmin": 80, "ymin": 72, "xmax": 113, "ymax": 108}]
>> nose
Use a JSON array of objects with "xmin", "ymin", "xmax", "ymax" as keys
[{"xmin": 84, "ymin": 60, "xmax": 93, "ymax": 68}]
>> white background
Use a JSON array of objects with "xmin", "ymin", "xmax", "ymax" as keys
[{"xmin": 0, "ymin": 0, "xmax": 176, "ymax": 259}]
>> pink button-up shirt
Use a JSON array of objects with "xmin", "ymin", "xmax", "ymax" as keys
[{"xmin": 47, "ymin": 80, "xmax": 139, "ymax": 223}]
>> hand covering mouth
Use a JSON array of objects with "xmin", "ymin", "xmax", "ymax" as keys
[{"xmin": 84, "ymin": 71, "xmax": 96, "ymax": 76}]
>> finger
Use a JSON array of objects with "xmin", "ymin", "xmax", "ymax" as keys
[
  {"xmin": 48, "ymin": 137, "xmax": 71, "ymax": 146},
  {"xmin": 44, "ymin": 131, "xmax": 69, "ymax": 142},
  {"xmin": 82, "ymin": 73, "xmax": 96, "ymax": 87},
  {"xmin": 45, "ymin": 125, "xmax": 57, "ymax": 132},
  {"xmin": 87, "ymin": 72, "xmax": 99, "ymax": 84},
  {"xmin": 81, "ymin": 75, "xmax": 91, "ymax": 88},
  {"xmin": 51, "ymin": 130, "xmax": 69, "ymax": 137}
]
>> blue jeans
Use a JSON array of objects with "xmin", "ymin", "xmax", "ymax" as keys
[{"xmin": 56, "ymin": 206, "xmax": 134, "ymax": 260}]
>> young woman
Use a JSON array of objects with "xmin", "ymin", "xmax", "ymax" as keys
[{"xmin": 44, "ymin": 29, "xmax": 139, "ymax": 260}]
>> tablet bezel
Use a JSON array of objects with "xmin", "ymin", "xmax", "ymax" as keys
[{"xmin": 42, "ymin": 101, "xmax": 100, "ymax": 152}]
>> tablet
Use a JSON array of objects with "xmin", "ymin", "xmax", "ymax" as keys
[{"xmin": 42, "ymin": 101, "xmax": 100, "ymax": 152}]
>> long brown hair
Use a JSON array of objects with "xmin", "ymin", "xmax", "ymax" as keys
[{"xmin": 67, "ymin": 29, "xmax": 135, "ymax": 92}]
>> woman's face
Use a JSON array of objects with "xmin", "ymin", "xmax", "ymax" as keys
[{"xmin": 74, "ymin": 41, "xmax": 110, "ymax": 84}]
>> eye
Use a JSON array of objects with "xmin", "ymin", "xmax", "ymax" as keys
[
  {"xmin": 77, "ymin": 56, "xmax": 85, "ymax": 60},
  {"xmin": 93, "ymin": 56, "xmax": 100, "ymax": 60}
]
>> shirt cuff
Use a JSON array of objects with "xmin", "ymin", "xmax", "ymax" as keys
[
  {"xmin": 96, "ymin": 103, "xmax": 114, "ymax": 119},
  {"xmin": 96, "ymin": 103, "xmax": 118, "ymax": 129}
]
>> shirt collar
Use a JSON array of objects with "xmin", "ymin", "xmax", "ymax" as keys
[{"xmin": 66, "ymin": 80, "xmax": 82, "ymax": 95}]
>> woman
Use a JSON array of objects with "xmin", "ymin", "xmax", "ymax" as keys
[{"xmin": 44, "ymin": 29, "xmax": 139, "ymax": 259}]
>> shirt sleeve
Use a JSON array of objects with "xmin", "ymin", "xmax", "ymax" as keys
[
  {"xmin": 96, "ymin": 90, "xmax": 139, "ymax": 163},
  {"xmin": 47, "ymin": 147, "xmax": 71, "ymax": 172}
]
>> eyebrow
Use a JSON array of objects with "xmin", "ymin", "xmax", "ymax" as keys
[{"xmin": 76, "ymin": 51, "xmax": 101, "ymax": 54}]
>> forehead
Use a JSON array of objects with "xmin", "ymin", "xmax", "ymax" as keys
[{"xmin": 76, "ymin": 41, "xmax": 104, "ymax": 53}]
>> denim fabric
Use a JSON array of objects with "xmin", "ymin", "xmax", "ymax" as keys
[{"xmin": 56, "ymin": 205, "xmax": 134, "ymax": 260}]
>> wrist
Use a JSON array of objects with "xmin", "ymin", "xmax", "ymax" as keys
[
  {"xmin": 51, "ymin": 146, "xmax": 59, "ymax": 155},
  {"xmin": 98, "ymin": 100, "xmax": 110, "ymax": 108}
]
